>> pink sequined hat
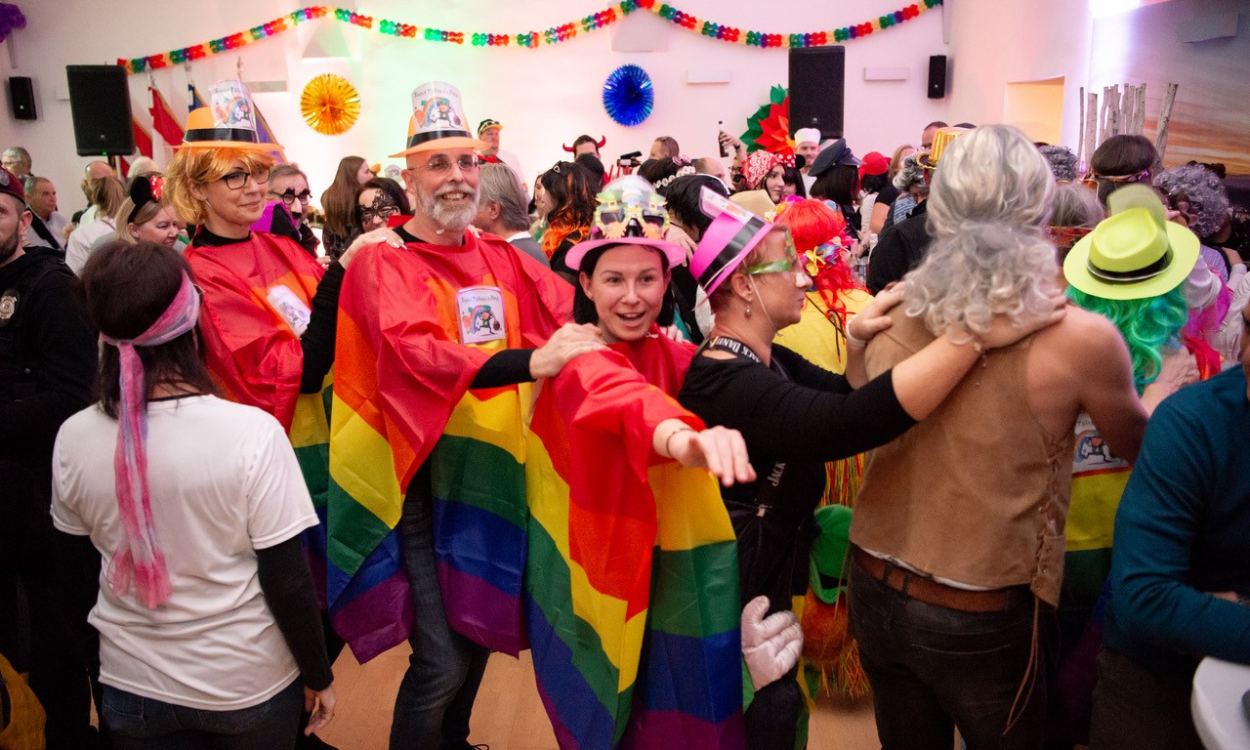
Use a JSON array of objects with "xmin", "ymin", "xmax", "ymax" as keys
[{"xmin": 689, "ymin": 187, "xmax": 774, "ymax": 295}]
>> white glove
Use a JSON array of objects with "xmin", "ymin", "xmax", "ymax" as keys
[{"xmin": 740, "ymin": 595, "xmax": 804, "ymax": 690}]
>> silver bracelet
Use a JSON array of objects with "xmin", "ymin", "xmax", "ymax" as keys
[{"xmin": 664, "ymin": 426, "xmax": 695, "ymax": 457}]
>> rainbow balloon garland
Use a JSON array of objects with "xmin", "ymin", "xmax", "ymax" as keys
[{"xmin": 118, "ymin": 0, "xmax": 942, "ymax": 73}]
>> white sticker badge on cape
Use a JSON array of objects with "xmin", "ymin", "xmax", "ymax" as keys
[
  {"xmin": 456, "ymin": 286, "xmax": 507, "ymax": 344},
  {"xmin": 267, "ymin": 285, "xmax": 312, "ymax": 336}
]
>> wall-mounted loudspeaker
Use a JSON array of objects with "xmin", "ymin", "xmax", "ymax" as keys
[
  {"xmin": 66, "ymin": 65, "xmax": 134, "ymax": 156},
  {"xmin": 788, "ymin": 46, "xmax": 846, "ymax": 140},
  {"xmin": 7, "ymin": 77, "xmax": 36, "ymax": 120},
  {"xmin": 928, "ymin": 55, "xmax": 948, "ymax": 99}
]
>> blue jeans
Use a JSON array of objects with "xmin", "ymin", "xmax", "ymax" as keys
[
  {"xmin": 100, "ymin": 679, "xmax": 302, "ymax": 749},
  {"xmin": 848, "ymin": 556, "xmax": 1056, "ymax": 750},
  {"xmin": 390, "ymin": 487, "xmax": 490, "ymax": 750}
]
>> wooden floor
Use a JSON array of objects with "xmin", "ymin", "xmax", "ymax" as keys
[{"xmin": 319, "ymin": 645, "xmax": 883, "ymax": 750}]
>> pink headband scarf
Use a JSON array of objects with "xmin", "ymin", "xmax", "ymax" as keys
[{"xmin": 99, "ymin": 273, "xmax": 200, "ymax": 608}]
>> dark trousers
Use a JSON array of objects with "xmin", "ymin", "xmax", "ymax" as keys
[
  {"xmin": 1088, "ymin": 648, "xmax": 1203, "ymax": 750},
  {"xmin": 848, "ymin": 557, "xmax": 1056, "ymax": 750},
  {"xmin": 100, "ymin": 680, "xmax": 302, "ymax": 749},
  {"xmin": 0, "ymin": 459, "xmax": 95, "ymax": 749},
  {"xmin": 389, "ymin": 493, "xmax": 490, "ymax": 750}
]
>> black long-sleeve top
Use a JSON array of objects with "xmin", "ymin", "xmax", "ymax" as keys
[
  {"xmin": 299, "ymin": 261, "xmax": 345, "ymax": 393},
  {"xmin": 678, "ymin": 345, "xmax": 915, "ymax": 519},
  {"xmin": 679, "ymin": 344, "xmax": 916, "ymax": 609}
]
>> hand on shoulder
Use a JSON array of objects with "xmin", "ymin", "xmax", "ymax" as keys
[{"xmin": 340, "ymin": 228, "xmax": 404, "ymax": 268}]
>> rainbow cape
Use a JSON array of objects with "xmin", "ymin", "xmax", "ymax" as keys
[
  {"xmin": 525, "ymin": 335, "xmax": 745, "ymax": 750},
  {"xmin": 327, "ymin": 233, "xmax": 571, "ymax": 660},
  {"xmin": 185, "ymin": 231, "xmax": 335, "ymax": 599},
  {"xmin": 185, "ymin": 232, "xmax": 324, "ymax": 431}
]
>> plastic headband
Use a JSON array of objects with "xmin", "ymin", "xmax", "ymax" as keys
[
  {"xmin": 653, "ymin": 165, "xmax": 696, "ymax": 190},
  {"xmin": 127, "ymin": 175, "xmax": 164, "ymax": 224}
]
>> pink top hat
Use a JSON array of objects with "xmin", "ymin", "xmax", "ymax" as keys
[{"xmin": 690, "ymin": 187, "xmax": 774, "ymax": 295}]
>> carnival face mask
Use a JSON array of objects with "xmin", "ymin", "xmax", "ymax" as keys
[{"xmin": 360, "ymin": 189, "xmax": 400, "ymax": 229}]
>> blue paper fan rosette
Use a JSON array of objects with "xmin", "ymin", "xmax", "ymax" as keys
[{"xmin": 602, "ymin": 64, "xmax": 654, "ymax": 127}]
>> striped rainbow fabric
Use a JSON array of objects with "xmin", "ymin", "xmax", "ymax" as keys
[
  {"xmin": 524, "ymin": 345, "xmax": 745, "ymax": 750},
  {"xmin": 430, "ymin": 382, "xmax": 534, "ymax": 656}
]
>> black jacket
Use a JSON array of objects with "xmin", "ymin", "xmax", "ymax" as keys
[
  {"xmin": 0, "ymin": 249, "xmax": 97, "ymax": 479},
  {"xmin": 867, "ymin": 201, "xmax": 931, "ymax": 294}
]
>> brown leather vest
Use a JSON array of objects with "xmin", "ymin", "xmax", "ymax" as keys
[{"xmin": 851, "ymin": 312, "xmax": 1075, "ymax": 606}]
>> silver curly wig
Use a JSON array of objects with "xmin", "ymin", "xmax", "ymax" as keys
[
  {"xmin": 1153, "ymin": 164, "xmax": 1230, "ymax": 240},
  {"xmin": 1039, "ymin": 145, "xmax": 1080, "ymax": 182},
  {"xmin": 892, "ymin": 152, "xmax": 925, "ymax": 191},
  {"xmin": 904, "ymin": 125, "xmax": 1060, "ymax": 338}
]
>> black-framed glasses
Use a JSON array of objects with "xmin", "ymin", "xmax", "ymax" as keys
[
  {"xmin": 360, "ymin": 205, "xmax": 400, "ymax": 224},
  {"xmin": 271, "ymin": 188, "xmax": 312, "ymax": 206},
  {"xmin": 419, "ymin": 156, "xmax": 480, "ymax": 174},
  {"xmin": 220, "ymin": 166, "xmax": 271, "ymax": 190}
]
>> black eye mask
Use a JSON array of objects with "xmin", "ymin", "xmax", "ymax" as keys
[{"xmin": 361, "ymin": 191, "xmax": 399, "ymax": 219}]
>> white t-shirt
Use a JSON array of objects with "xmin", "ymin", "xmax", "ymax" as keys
[
  {"xmin": 51, "ymin": 395, "xmax": 319, "ymax": 711},
  {"xmin": 65, "ymin": 217, "xmax": 116, "ymax": 275}
]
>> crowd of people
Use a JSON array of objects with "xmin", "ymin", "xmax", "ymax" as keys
[{"xmin": 1, "ymin": 75, "xmax": 1248, "ymax": 750}]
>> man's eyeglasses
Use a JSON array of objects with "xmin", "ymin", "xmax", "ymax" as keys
[
  {"xmin": 220, "ymin": 167, "xmax": 271, "ymax": 190},
  {"xmin": 270, "ymin": 188, "xmax": 312, "ymax": 206},
  {"xmin": 418, "ymin": 156, "xmax": 480, "ymax": 174},
  {"xmin": 360, "ymin": 205, "xmax": 400, "ymax": 224}
]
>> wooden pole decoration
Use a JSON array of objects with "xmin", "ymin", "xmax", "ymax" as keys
[{"xmin": 1155, "ymin": 82, "xmax": 1180, "ymax": 162}]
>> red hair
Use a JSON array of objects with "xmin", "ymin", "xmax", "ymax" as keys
[{"xmin": 776, "ymin": 199, "xmax": 860, "ymax": 324}]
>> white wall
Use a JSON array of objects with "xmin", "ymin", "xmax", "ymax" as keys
[
  {"xmin": 1, "ymin": 0, "xmax": 952, "ymax": 214},
  {"xmin": 944, "ymin": 0, "xmax": 1095, "ymax": 150}
]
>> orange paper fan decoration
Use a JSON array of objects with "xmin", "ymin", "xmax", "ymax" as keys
[{"xmin": 300, "ymin": 73, "xmax": 360, "ymax": 135}]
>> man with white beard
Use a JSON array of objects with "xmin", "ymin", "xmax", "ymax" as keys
[{"xmin": 326, "ymin": 82, "xmax": 602, "ymax": 750}]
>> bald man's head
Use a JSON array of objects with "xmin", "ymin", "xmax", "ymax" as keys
[{"xmin": 85, "ymin": 161, "xmax": 114, "ymax": 180}]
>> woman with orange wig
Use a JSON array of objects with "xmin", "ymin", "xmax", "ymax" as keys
[
  {"xmin": 164, "ymin": 80, "xmax": 396, "ymax": 426},
  {"xmin": 773, "ymin": 199, "xmax": 872, "ymax": 378}
]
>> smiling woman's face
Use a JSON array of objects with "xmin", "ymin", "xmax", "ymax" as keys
[
  {"xmin": 580, "ymin": 244, "xmax": 670, "ymax": 343},
  {"xmin": 195, "ymin": 158, "xmax": 269, "ymax": 235}
]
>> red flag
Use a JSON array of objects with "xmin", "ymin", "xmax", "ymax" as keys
[
  {"xmin": 132, "ymin": 118, "xmax": 153, "ymax": 158},
  {"xmin": 149, "ymin": 86, "xmax": 184, "ymax": 146},
  {"xmin": 119, "ymin": 157, "xmax": 130, "ymax": 178}
]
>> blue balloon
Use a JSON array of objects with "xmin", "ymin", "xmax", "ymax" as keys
[{"xmin": 602, "ymin": 64, "xmax": 654, "ymax": 127}]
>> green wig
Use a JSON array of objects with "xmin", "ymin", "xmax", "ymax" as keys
[{"xmin": 1066, "ymin": 285, "xmax": 1189, "ymax": 393}]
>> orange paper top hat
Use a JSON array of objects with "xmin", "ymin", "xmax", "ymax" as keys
[
  {"xmin": 390, "ymin": 81, "xmax": 486, "ymax": 158},
  {"xmin": 180, "ymin": 80, "xmax": 283, "ymax": 154}
]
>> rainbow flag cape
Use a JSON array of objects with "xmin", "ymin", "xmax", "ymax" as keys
[
  {"xmin": 328, "ymin": 233, "xmax": 571, "ymax": 660},
  {"xmin": 525, "ymin": 336, "xmax": 745, "ymax": 750}
]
